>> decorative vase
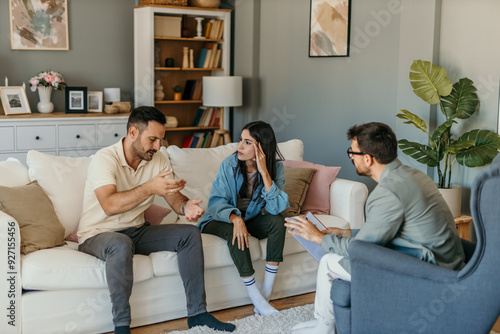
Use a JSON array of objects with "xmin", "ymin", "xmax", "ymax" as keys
[
  {"xmin": 37, "ymin": 86, "xmax": 54, "ymax": 113},
  {"xmin": 438, "ymin": 184, "xmax": 462, "ymax": 218},
  {"xmin": 173, "ymin": 92, "xmax": 182, "ymax": 101},
  {"xmin": 155, "ymin": 80, "xmax": 165, "ymax": 101},
  {"xmin": 182, "ymin": 47, "xmax": 189, "ymax": 68}
]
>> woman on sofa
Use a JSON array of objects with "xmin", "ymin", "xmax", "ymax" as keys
[{"xmin": 197, "ymin": 121, "xmax": 289, "ymax": 315}]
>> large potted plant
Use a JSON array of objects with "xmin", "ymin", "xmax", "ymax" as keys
[{"xmin": 397, "ymin": 60, "xmax": 500, "ymax": 216}]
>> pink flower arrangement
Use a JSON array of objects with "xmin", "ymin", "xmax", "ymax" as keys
[{"xmin": 29, "ymin": 71, "xmax": 67, "ymax": 92}]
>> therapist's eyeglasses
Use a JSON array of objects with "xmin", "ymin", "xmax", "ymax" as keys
[{"xmin": 347, "ymin": 147, "xmax": 372, "ymax": 159}]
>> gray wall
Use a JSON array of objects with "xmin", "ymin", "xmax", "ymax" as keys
[{"xmin": 0, "ymin": 0, "xmax": 136, "ymax": 111}]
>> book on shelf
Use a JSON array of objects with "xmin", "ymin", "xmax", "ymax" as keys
[
  {"xmin": 182, "ymin": 79, "xmax": 197, "ymax": 100},
  {"xmin": 204, "ymin": 21, "xmax": 213, "ymax": 39},
  {"xmin": 193, "ymin": 132, "xmax": 205, "ymax": 148},
  {"xmin": 217, "ymin": 20, "xmax": 224, "ymax": 39},
  {"xmin": 213, "ymin": 49, "xmax": 222, "ymax": 69},
  {"xmin": 197, "ymin": 107, "xmax": 210, "ymax": 126},
  {"xmin": 203, "ymin": 132, "xmax": 213, "ymax": 148},
  {"xmin": 190, "ymin": 136, "xmax": 199, "ymax": 148},
  {"xmin": 211, "ymin": 20, "xmax": 220, "ymax": 39},
  {"xmin": 203, "ymin": 49, "xmax": 212, "ymax": 68},
  {"xmin": 212, "ymin": 108, "xmax": 221, "ymax": 126},
  {"xmin": 181, "ymin": 136, "xmax": 194, "ymax": 148},
  {"xmin": 197, "ymin": 48, "xmax": 208, "ymax": 68},
  {"xmin": 191, "ymin": 79, "xmax": 202, "ymax": 100},
  {"xmin": 192, "ymin": 107, "xmax": 206, "ymax": 126}
]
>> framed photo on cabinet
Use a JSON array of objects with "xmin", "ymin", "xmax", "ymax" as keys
[
  {"xmin": 65, "ymin": 87, "xmax": 87, "ymax": 113},
  {"xmin": 309, "ymin": 0, "xmax": 351, "ymax": 57},
  {"xmin": 0, "ymin": 86, "xmax": 32, "ymax": 115},
  {"xmin": 87, "ymin": 91, "xmax": 103, "ymax": 112}
]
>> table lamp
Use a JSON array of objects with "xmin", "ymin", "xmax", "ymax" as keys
[{"xmin": 202, "ymin": 76, "xmax": 242, "ymax": 146}]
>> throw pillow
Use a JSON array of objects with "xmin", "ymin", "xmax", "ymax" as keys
[
  {"xmin": 0, "ymin": 181, "xmax": 65, "ymax": 254},
  {"xmin": 281, "ymin": 167, "xmax": 316, "ymax": 217},
  {"xmin": 0, "ymin": 158, "xmax": 29, "ymax": 187},
  {"xmin": 144, "ymin": 204, "xmax": 172, "ymax": 225},
  {"xmin": 282, "ymin": 160, "xmax": 341, "ymax": 215},
  {"xmin": 27, "ymin": 151, "xmax": 91, "ymax": 237}
]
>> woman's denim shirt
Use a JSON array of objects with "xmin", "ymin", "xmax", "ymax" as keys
[{"xmin": 197, "ymin": 154, "xmax": 289, "ymax": 231}]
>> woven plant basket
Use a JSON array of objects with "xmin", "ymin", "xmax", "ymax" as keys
[{"xmin": 140, "ymin": 0, "xmax": 187, "ymax": 6}]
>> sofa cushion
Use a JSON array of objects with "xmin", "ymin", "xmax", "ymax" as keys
[
  {"xmin": 150, "ymin": 233, "xmax": 262, "ymax": 276},
  {"xmin": 27, "ymin": 151, "xmax": 91, "ymax": 237},
  {"xmin": 0, "ymin": 181, "xmax": 66, "ymax": 255},
  {"xmin": 0, "ymin": 158, "xmax": 29, "ymax": 187},
  {"xmin": 21, "ymin": 243, "xmax": 154, "ymax": 290},
  {"xmin": 281, "ymin": 167, "xmax": 316, "ymax": 217},
  {"xmin": 282, "ymin": 160, "xmax": 341, "ymax": 215}
]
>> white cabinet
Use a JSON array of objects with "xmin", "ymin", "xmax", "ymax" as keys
[{"xmin": 0, "ymin": 114, "xmax": 128, "ymax": 165}]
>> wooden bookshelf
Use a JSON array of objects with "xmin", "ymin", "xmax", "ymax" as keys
[{"xmin": 134, "ymin": 6, "xmax": 231, "ymax": 147}]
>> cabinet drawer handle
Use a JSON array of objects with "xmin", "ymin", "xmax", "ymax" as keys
[
  {"xmin": 76, "ymin": 135, "xmax": 81, "ymax": 139},
  {"xmin": 114, "ymin": 133, "xmax": 119, "ymax": 137},
  {"xmin": 35, "ymin": 136, "xmax": 40, "ymax": 140}
]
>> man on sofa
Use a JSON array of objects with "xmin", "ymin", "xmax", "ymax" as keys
[
  {"xmin": 285, "ymin": 122, "xmax": 466, "ymax": 334},
  {"xmin": 77, "ymin": 106, "xmax": 235, "ymax": 334}
]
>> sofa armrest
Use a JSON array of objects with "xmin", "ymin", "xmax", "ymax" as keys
[
  {"xmin": 0, "ymin": 211, "xmax": 22, "ymax": 333},
  {"xmin": 329, "ymin": 178, "xmax": 368, "ymax": 230}
]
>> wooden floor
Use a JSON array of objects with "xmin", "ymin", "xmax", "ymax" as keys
[
  {"xmin": 128, "ymin": 293, "xmax": 315, "ymax": 334},
  {"xmin": 108, "ymin": 293, "xmax": 500, "ymax": 334}
]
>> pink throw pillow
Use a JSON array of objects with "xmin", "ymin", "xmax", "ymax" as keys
[
  {"xmin": 282, "ymin": 160, "xmax": 341, "ymax": 215},
  {"xmin": 64, "ymin": 204, "xmax": 172, "ymax": 243},
  {"xmin": 144, "ymin": 204, "xmax": 172, "ymax": 225}
]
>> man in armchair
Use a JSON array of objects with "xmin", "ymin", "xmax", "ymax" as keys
[{"xmin": 285, "ymin": 122, "xmax": 465, "ymax": 334}]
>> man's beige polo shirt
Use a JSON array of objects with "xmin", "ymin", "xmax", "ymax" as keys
[{"xmin": 77, "ymin": 139, "xmax": 170, "ymax": 244}]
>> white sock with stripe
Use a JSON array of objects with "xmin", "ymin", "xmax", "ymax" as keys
[
  {"xmin": 242, "ymin": 275, "xmax": 279, "ymax": 315},
  {"xmin": 261, "ymin": 264, "xmax": 279, "ymax": 301}
]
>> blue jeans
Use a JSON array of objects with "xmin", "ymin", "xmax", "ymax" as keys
[{"xmin": 78, "ymin": 223, "xmax": 207, "ymax": 326}]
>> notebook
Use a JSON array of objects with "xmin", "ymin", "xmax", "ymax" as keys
[{"xmin": 292, "ymin": 212, "xmax": 326, "ymax": 262}]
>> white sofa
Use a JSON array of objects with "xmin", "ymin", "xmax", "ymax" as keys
[{"xmin": 0, "ymin": 139, "xmax": 368, "ymax": 334}]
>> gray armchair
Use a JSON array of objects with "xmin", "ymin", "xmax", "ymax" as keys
[{"xmin": 332, "ymin": 156, "xmax": 500, "ymax": 334}]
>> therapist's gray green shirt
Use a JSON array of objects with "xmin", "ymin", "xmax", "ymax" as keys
[{"xmin": 321, "ymin": 159, "xmax": 466, "ymax": 273}]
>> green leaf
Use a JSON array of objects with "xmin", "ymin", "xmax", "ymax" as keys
[
  {"xmin": 430, "ymin": 118, "xmax": 456, "ymax": 143},
  {"xmin": 441, "ymin": 78, "xmax": 479, "ymax": 119},
  {"xmin": 396, "ymin": 110, "xmax": 429, "ymax": 134},
  {"xmin": 398, "ymin": 139, "xmax": 439, "ymax": 167},
  {"xmin": 409, "ymin": 60, "xmax": 453, "ymax": 105},
  {"xmin": 455, "ymin": 130, "xmax": 500, "ymax": 167},
  {"xmin": 445, "ymin": 140, "xmax": 475, "ymax": 155}
]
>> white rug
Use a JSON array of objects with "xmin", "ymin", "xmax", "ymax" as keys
[{"xmin": 166, "ymin": 304, "xmax": 315, "ymax": 334}]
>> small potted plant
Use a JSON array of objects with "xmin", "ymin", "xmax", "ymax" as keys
[
  {"xmin": 173, "ymin": 85, "xmax": 183, "ymax": 101},
  {"xmin": 396, "ymin": 60, "xmax": 500, "ymax": 216}
]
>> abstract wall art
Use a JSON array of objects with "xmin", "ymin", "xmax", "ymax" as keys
[
  {"xmin": 9, "ymin": 0, "xmax": 69, "ymax": 50},
  {"xmin": 309, "ymin": 0, "xmax": 351, "ymax": 57}
]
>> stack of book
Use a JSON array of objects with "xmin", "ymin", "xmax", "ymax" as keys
[
  {"xmin": 192, "ymin": 107, "xmax": 221, "ymax": 127},
  {"xmin": 197, "ymin": 42, "xmax": 223, "ymax": 69},
  {"xmin": 182, "ymin": 79, "xmax": 203, "ymax": 100},
  {"xmin": 204, "ymin": 19, "xmax": 224, "ymax": 40},
  {"xmin": 181, "ymin": 132, "xmax": 213, "ymax": 148}
]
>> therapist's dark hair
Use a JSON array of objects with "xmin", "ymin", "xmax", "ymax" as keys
[{"xmin": 347, "ymin": 122, "xmax": 398, "ymax": 164}]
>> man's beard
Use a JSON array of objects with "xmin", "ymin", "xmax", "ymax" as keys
[
  {"xmin": 132, "ymin": 139, "xmax": 156, "ymax": 161},
  {"xmin": 352, "ymin": 159, "xmax": 369, "ymax": 177}
]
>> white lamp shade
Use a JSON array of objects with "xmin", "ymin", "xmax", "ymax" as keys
[
  {"xmin": 103, "ymin": 88, "xmax": 121, "ymax": 103},
  {"xmin": 203, "ymin": 76, "xmax": 242, "ymax": 107}
]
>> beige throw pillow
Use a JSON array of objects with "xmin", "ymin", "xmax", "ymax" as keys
[
  {"xmin": 0, "ymin": 181, "xmax": 66, "ymax": 254},
  {"xmin": 281, "ymin": 167, "xmax": 316, "ymax": 217}
]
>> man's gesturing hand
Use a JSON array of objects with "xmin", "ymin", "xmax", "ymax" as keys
[
  {"xmin": 150, "ymin": 169, "xmax": 186, "ymax": 197},
  {"xmin": 284, "ymin": 216, "xmax": 325, "ymax": 245},
  {"xmin": 183, "ymin": 199, "xmax": 204, "ymax": 222}
]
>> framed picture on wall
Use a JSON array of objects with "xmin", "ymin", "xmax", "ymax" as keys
[
  {"xmin": 9, "ymin": 0, "xmax": 69, "ymax": 50},
  {"xmin": 87, "ymin": 91, "xmax": 103, "ymax": 112},
  {"xmin": 0, "ymin": 86, "xmax": 32, "ymax": 115},
  {"xmin": 309, "ymin": 0, "xmax": 351, "ymax": 57},
  {"xmin": 65, "ymin": 87, "xmax": 87, "ymax": 113}
]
